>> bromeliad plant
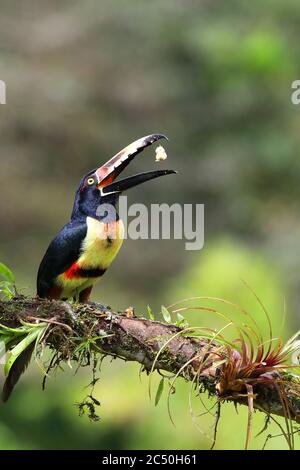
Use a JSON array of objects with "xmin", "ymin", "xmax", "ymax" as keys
[
  {"xmin": 0, "ymin": 320, "xmax": 49, "ymax": 378},
  {"xmin": 0, "ymin": 262, "xmax": 49, "ymax": 386},
  {"xmin": 149, "ymin": 294, "xmax": 300, "ymax": 449},
  {"xmin": 0, "ymin": 262, "xmax": 16, "ymax": 299}
]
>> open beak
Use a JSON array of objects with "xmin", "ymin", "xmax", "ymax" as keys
[{"xmin": 95, "ymin": 134, "xmax": 177, "ymax": 195}]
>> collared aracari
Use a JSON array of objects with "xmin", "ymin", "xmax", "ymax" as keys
[{"xmin": 2, "ymin": 134, "xmax": 176, "ymax": 401}]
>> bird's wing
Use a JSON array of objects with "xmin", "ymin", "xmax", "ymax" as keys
[{"xmin": 37, "ymin": 221, "xmax": 87, "ymax": 298}]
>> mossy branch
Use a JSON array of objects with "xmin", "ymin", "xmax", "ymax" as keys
[{"xmin": 0, "ymin": 296, "xmax": 300, "ymax": 426}]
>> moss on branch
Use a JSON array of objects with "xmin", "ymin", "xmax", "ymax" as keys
[{"xmin": 0, "ymin": 295, "xmax": 300, "ymax": 433}]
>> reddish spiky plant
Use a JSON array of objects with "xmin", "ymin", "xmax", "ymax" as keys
[{"xmin": 168, "ymin": 293, "xmax": 300, "ymax": 449}]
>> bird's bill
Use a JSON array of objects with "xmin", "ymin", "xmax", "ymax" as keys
[
  {"xmin": 94, "ymin": 133, "xmax": 176, "ymax": 193},
  {"xmin": 101, "ymin": 169, "xmax": 177, "ymax": 194}
]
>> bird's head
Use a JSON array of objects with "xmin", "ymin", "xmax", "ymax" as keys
[{"xmin": 71, "ymin": 134, "xmax": 177, "ymax": 221}]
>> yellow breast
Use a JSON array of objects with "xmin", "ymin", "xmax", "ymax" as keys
[
  {"xmin": 56, "ymin": 217, "xmax": 124, "ymax": 296},
  {"xmin": 79, "ymin": 216, "xmax": 124, "ymax": 270}
]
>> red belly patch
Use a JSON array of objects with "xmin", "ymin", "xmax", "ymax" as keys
[
  {"xmin": 63, "ymin": 263, "xmax": 106, "ymax": 279},
  {"xmin": 64, "ymin": 262, "xmax": 81, "ymax": 279}
]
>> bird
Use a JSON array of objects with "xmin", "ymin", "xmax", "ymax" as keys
[{"xmin": 2, "ymin": 133, "xmax": 176, "ymax": 401}]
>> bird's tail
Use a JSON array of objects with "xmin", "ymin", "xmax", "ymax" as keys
[{"xmin": 2, "ymin": 344, "xmax": 34, "ymax": 402}]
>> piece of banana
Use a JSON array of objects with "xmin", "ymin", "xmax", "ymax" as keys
[{"xmin": 155, "ymin": 145, "xmax": 167, "ymax": 162}]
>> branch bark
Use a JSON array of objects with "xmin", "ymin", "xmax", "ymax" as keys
[{"xmin": 0, "ymin": 296, "xmax": 300, "ymax": 424}]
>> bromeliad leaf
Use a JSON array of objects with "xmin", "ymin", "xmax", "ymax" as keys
[
  {"xmin": 0, "ymin": 340, "xmax": 6, "ymax": 363},
  {"xmin": 155, "ymin": 378, "xmax": 164, "ymax": 406},
  {"xmin": 0, "ymin": 263, "xmax": 15, "ymax": 284},
  {"xmin": 147, "ymin": 305, "xmax": 155, "ymax": 321},
  {"xmin": 175, "ymin": 313, "xmax": 189, "ymax": 328},
  {"xmin": 4, "ymin": 324, "xmax": 47, "ymax": 376},
  {"xmin": 161, "ymin": 305, "xmax": 171, "ymax": 323},
  {"xmin": 0, "ymin": 281, "xmax": 14, "ymax": 299},
  {"xmin": 0, "ymin": 324, "xmax": 25, "ymax": 336}
]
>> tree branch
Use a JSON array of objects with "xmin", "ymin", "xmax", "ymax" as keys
[{"xmin": 0, "ymin": 296, "xmax": 300, "ymax": 424}]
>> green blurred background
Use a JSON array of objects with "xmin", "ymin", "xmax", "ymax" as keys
[{"xmin": 0, "ymin": 0, "xmax": 300, "ymax": 450}]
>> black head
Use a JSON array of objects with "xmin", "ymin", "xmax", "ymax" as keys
[
  {"xmin": 71, "ymin": 134, "xmax": 177, "ymax": 222},
  {"xmin": 70, "ymin": 169, "xmax": 117, "ymax": 222}
]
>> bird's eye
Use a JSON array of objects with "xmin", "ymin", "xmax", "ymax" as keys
[{"xmin": 87, "ymin": 178, "xmax": 95, "ymax": 185}]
